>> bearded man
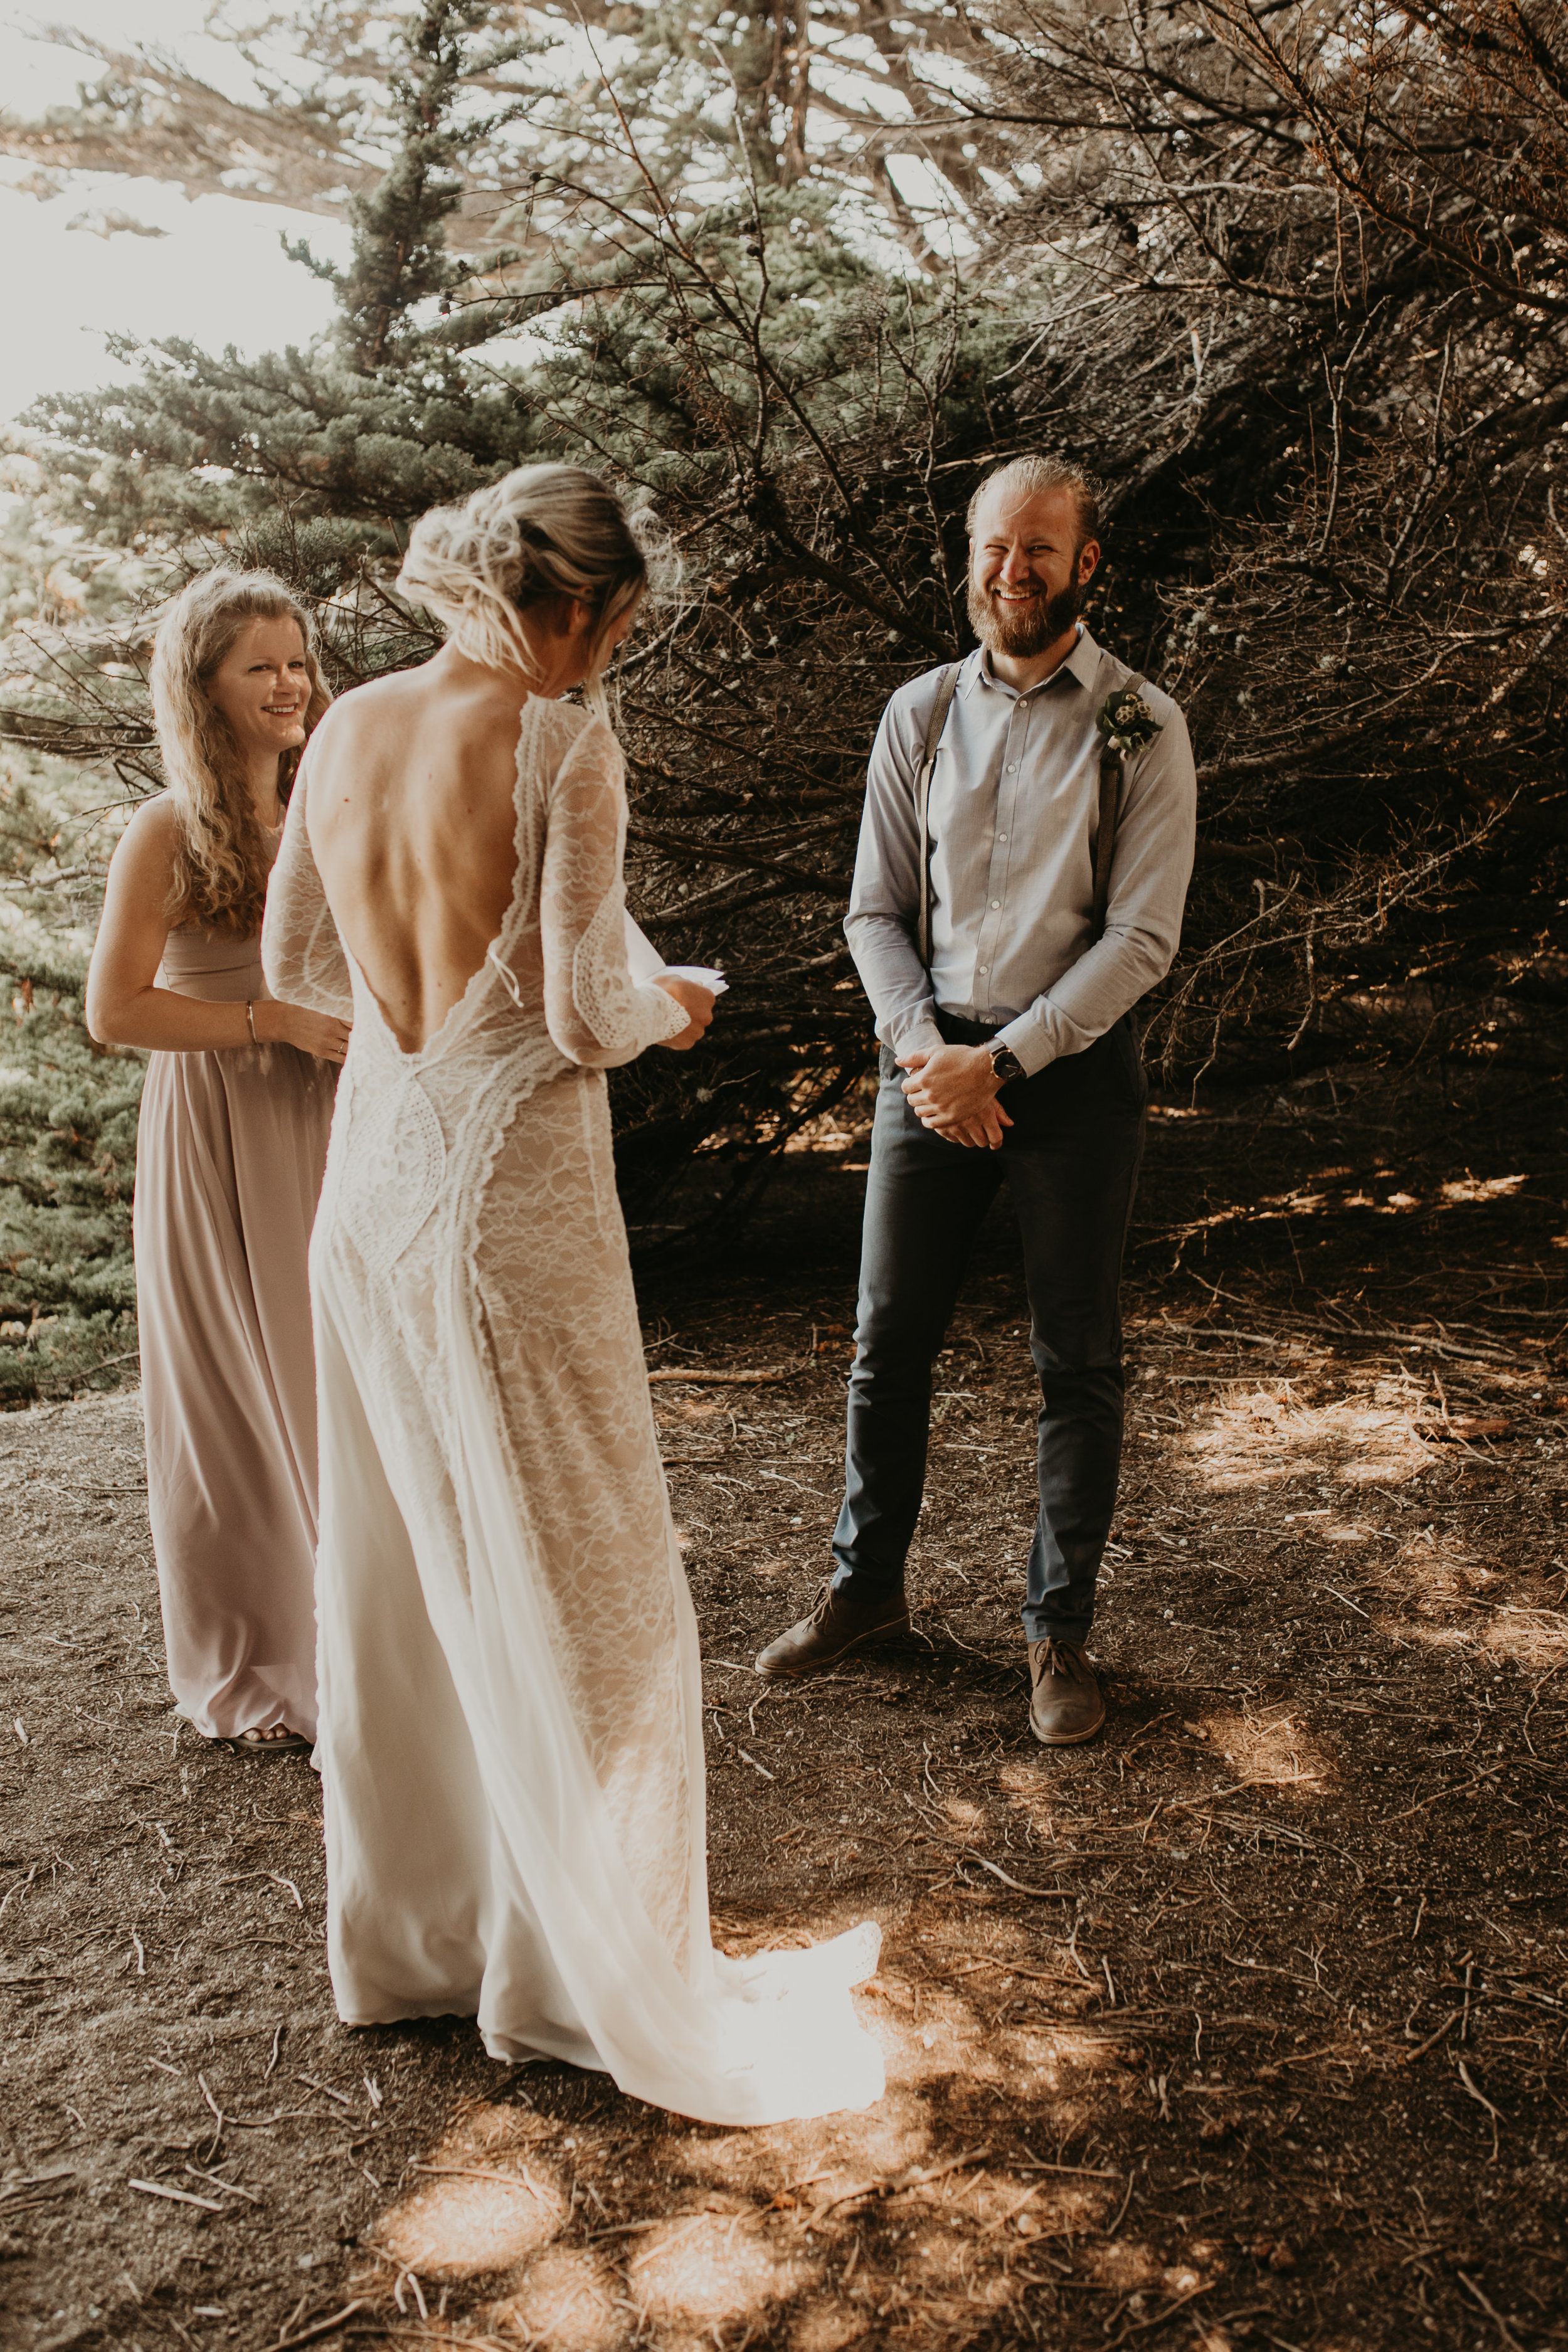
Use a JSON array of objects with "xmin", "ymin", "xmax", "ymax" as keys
[{"xmin": 755, "ymin": 455, "xmax": 1197, "ymax": 1743}]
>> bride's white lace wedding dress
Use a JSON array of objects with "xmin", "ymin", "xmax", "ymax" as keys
[{"xmin": 261, "ymin": 693, "xmax": 882, "ymax": 2124}]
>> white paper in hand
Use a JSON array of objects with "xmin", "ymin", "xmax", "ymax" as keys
[
  {"xmin": 663, "ymin": 963, "xmax": 728, "ymax": 996},
  {"xmin": 622, "ymin": 914, "xmax": 728, "ymax": 995}
]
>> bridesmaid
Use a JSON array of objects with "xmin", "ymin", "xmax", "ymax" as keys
[{"xmin": 86, "ymin": 569, "xmax": 349, "ymax": 1756}]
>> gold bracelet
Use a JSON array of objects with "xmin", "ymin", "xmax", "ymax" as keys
[{"xmin": 245, "ymin": 1000, "xmax": 258, "ymax": 1046}]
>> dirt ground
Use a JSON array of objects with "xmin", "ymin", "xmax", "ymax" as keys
[{"xmin": 3, "ymin": 1061, "xmax": 1566, "ymax": 2352}]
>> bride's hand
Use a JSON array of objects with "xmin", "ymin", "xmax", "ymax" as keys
[{"xmin": 652, "ymin": 975, "xmax": 716, "ymax": 1052}]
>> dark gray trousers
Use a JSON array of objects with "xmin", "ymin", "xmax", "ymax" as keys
[{"xmin": 829, "ymin": 1015, "xmax": 1147, "ymax": 1645}]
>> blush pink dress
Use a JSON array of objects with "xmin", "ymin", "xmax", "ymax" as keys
[{"xmin": 134, "ymin": 923, "xmax": 337, "ymax": 1742}]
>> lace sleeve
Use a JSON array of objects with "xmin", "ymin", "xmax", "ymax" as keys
[
  {"xmin": 261, "ymin": 766, "xmax": 354, "ymax": 1020},
  {"xmin": 539, "ymin": 717, "xmax": 690, "ymax": 1067}
]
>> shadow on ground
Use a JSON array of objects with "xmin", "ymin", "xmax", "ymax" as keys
[{"xmin": 3, "ymin": 1061, "xmax": 1565, "ymax": 2351}]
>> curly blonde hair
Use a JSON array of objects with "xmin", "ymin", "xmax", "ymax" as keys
[
  {"xmin": 150, "ymin": 568, "xmax": 330, "ymax": 935},
  {"xmin": 395, "ymin": 464, "xmax": 674, "ymax": 718}
]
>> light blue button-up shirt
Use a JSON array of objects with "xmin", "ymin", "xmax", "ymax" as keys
[{"xmin": 844, "ymin": 628, "xmax": 1197, "ymax": 1077}]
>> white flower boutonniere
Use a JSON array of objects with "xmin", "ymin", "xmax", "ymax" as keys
[{"xmin": 1096, "ymin": 687, "xmax": 1162, "ymax": 758}]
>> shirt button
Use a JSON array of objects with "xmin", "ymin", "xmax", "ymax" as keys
[
  {"xmin": 997, "ymin": 832, "xmax": 1007, "ymax": 842},
  {"xmin": 990, "ymin": 899, "xmax": 1001, "ymax": 909},
  {"xmin": 978, "ymin": 965, "xmax": 988, "ymax": 975},
  {"xmin": 1006, "ymin": 761, "xmax": 1018, "ymax": 773}
]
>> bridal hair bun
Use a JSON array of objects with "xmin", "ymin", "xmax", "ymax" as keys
[{"xmin": 397, "ymin": 464, "xmax": 676, "ymax": 711}]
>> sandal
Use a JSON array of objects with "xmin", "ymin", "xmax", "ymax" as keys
[{"xmin": 216, "ymin": 1727, "xmax": 313, "ymax": 1758}]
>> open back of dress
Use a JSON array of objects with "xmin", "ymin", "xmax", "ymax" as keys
[{"xmin": 262, "ymin": 693, "xmax": 882, "ymax": 2124}]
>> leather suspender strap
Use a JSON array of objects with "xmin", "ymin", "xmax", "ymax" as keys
[
  {"xmin": 914, "ymin": 662, "xmax": 961, "ymax": 967},
  {"xmin": 1091, "ymin": 670, "xmax": 1146, "ymax": 943}
]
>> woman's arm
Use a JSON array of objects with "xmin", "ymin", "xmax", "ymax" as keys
[
  {"xmin": 261, "ymin": 763, "xmax": 355, "ymax": 1023},
  {"xmin": 87, "ymin": 797, "xmax": 348, "ymax": 1061},
  {"xmin": 539, "ymin": 722, "xmax": 712, "ymax": 1066},
  {"xmin": 87, "ymin": 801, "xmax": 247, "ymax": 1052}
]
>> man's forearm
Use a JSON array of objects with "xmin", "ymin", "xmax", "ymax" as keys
[
  {"xmin": 996, "ymin": 921, "xmax": 1179, "ymax": 1075},
  {"xmin": 844, "ymin": 910, "xmax": 943, "ymax": 1053}
]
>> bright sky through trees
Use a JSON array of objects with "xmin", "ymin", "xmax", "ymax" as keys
[{"xmin": 0, "ymin": 3, "xmax": 347, "ymax": 424}]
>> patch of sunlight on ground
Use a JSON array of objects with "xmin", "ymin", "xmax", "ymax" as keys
[
  {"xmin": 674, "ymin": 2108, "xmax": 934, "ymax": 2198},
  {"xmin": 1401, "ymin": 1599, "xmax": 1568, "ymax": 1675},
  {"xmin": 350, "ymin": 1954, "xmax": 1243, "ymax": 2346},
  {"xmin": 1009, "ymin": 2023, "xmax": 1128, "ymax": 2086},
  {"xmin": 372, "ymin": 2158, "xmax": 567, "ymax": 2279},
  {"xmin": 1194, "ymin": 1706, "xmax": 1331, "ymax": 1794},
  {"xmin": 1188, "ymin": 1379, "xmax": 1428, "ymax": 1493},
  {"xmin": 629, "ymin": 2218, "xmax": 808, "ymax": 2336},
  {"xmin": 492, "ymin": 2244, "xmax": 623, "ymax": 2348},
  {"xmin": 982, "ymin": 2178, "xmax": 1106, "ymax": 2241},
  {"xmin": 786, "ymin": 2304, "xmax": 871, "ymax": 2350},
  {"xmin": 1477, "ymin": 1609, "xmax": 1568, "ymax": 1666},
  {"xmin": 1312, "ymin": 1537, "xmax": 1568, "ymax": 1665},
  {"xmin": 1441, "ymin": 1173, "xmax": 1528, "ymax": 1202}
]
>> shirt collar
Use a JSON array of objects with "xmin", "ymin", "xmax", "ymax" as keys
[{"xmin": 960, "ymin": 623, "xmax": 1099, "ymax": 702}]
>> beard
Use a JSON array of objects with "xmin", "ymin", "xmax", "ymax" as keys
[{"xmin": 967, "ymin": 564, "xmax": 1086, "ymax": 658}]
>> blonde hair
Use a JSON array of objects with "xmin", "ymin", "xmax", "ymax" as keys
[
  {"xmin": 968, "ymin": 455, "xmax": 1103, "ymax": 541},
  {"xmin": 150, "ymin": 568, "xmax": 329, "ymax": 935},
  {"xmin": 395, "ymin": 464, "xmax": 672, "ymax": 715}
]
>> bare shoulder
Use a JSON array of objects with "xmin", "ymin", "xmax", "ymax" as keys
[
  {"xmin": 305, "ymin": 670, "xmax": 415, "ymax": 750},
  {"xmin": 298, "ymin": 675, "xmax": 429, "ymax": 819},
  {"xmin": 95, "ymin": 794, "xmax": 184, "ymax": 930},
  {"xmin": 310, "ymin": 664, "xmax": 532, "ymax": 754},
  {"xmin": 111, "ymin": 792, "xmax": 181, "ymax": 871}
]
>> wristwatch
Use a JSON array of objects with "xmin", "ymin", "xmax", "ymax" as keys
[{"xmin": 987, "ymin": 1040, "xmax": 1025, "ymax": 1085}]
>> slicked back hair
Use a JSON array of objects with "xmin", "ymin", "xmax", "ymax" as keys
[{"xmin": 967, "ymin": 456, "xmax": 1103, "ymax": 543}]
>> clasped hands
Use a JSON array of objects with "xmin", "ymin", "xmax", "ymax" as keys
[{"xmin": 897, "ymin": 1043, "xmax": 1014, "ymax": 1150}]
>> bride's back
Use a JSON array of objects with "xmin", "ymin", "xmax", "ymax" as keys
[
  {"xmin": 304, "ymin": 654, "xmax": 531, "ymax": 1056},
  {"xmin": 296, "ymin": 464, "xmax": 654, "ymax": 1057}
]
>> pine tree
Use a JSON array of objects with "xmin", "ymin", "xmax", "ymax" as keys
[
  {"xmin": 0, "ymin": 3, "xmax": 1000, "ymax": 270},
  {"xmin": 11, "ymin": 1, "xmax": 1016, "ymax": 1232},
  {"xmin": 0, "ymin": 746, "xmax": 140, "ymax": 1406},
  {"xmin": 13, "ymin": 0, "xmax": 1565, "ymax": 1264},
  {"xmin": 284, "ymin": 0, "xmax": 533, "ymax": 371}
]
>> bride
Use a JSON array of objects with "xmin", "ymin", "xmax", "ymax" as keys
[{"xmin": 262, "ymin": 463, "xmax": 882, "ymax": 2124}]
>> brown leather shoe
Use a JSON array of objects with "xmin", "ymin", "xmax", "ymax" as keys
[
  {"xmin": 755, "ymin": 1579, "xmax": 911, "ymax": 1678},
  {"xmin": 1027, "ymin": 1639, "xmax": 1105, "ymax": 1745}
]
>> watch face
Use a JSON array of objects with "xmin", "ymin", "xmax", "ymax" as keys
[{"xmin": 990, "ymin": 1045, "xmax": 1024, "ymax": 1083}]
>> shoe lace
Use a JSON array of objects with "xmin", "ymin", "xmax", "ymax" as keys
[
  {"xmin": 807, "ymin": 1576, "xmax": 837, "ymax": 1626},
  {"xmin": 1035, "ymin": 1638, "xmax": 1084, "ymax": 1682}
]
